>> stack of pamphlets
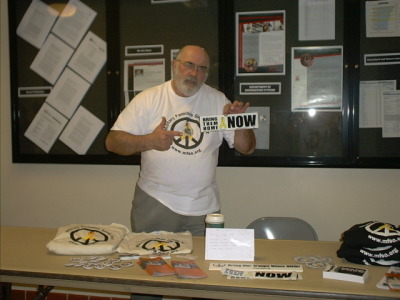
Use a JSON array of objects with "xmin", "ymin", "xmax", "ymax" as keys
[
  {"xmin": 171, "ymin": 260, "xmax": 208, "ymax": 279},
  {"xmin": 323, "ymin": 265, "xmax": 368, "ymax": 283},
  {"xmin": 386, "ymin": 267, "xmax": 400, "ymax": 291},
  {"xmin": 377, "ymin": 266, "xmax": 400, "ymax": 291},
  {"xmin": 137, "ymin": 257, "xmax": 175, "ymax": 276},
  {"xmin": 137, "ymin": 257, "xmax": 208, "ymax": 279}
]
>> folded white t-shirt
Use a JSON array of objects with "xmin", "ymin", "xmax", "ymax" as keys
[
  {"xmin": 116, "ymin": 231, "xmax": 193, "ymax": 255},
  {"xmin": 46, "ymin": 223, "xmax": 130, "ymax": 255}
]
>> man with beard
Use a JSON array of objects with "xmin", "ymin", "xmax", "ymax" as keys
[{"xmin": 106, "ymin": 45, "xmax": 255, "ymax": 237}]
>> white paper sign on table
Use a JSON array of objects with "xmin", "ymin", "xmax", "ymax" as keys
[{"xmin": 205, "ymin": 228, "xmax": 254, "ymax": 261}]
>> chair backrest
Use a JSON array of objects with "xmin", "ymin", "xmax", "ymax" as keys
[{"xmin": 246, "ymin": 217, "xmax": 318, "ymax": 240}]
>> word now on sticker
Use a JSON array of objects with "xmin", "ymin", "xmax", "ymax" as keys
[{"xmin": 200, "ymin": 112, "xmax": 258, "ymax": 132}]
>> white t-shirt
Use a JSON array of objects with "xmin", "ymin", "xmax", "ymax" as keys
[
  {"xmin": 111, "ymin": 80, "xmax": 234, "ymax": 216},
  {"xmin": 46, "ymin": 223, "xmax": 130, "ymax": 255}
]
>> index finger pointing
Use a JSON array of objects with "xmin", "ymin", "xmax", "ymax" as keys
[{"xmin": 164, "ymin": 130, "xmax": 182, "ymax": 137}]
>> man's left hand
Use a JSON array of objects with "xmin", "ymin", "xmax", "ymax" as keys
[{"xmin": 223, "ymin": 100, "xmax": 250, "ymax": 115}]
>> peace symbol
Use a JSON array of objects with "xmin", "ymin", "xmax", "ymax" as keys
[
  {"xmin": 366, "ymin": 222, "xmax": 400, "ymax": 237},
  {"xmin": 70, "ymin": 228, "xmax": 109, "ymax": 245},
  {"xmin": 142, "ymin": 239, "xmax": 181, "ymax": 252},
  {"xmin": 171, "ymin": 117, "xmax": 203, "ymax": 149}
]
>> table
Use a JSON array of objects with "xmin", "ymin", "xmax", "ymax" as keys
[{"xmin": 0, "ymin": 226, "xmax": 398, "ymax": 299}]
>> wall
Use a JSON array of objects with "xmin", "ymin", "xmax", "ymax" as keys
[{"xmin": 1, "ymin": 0, "xmax": 399, "ymax": 242}]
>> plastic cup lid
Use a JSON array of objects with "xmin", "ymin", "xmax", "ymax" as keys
[{"xmin": 205, "ymin": 213, "xmax": 225, "ymax": 223}]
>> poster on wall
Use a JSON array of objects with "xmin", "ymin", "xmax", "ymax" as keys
[
  {"xmin": 236, "ymin": 11, "xmax": 285, "ymax": 76},
  {"xmin": 124, "ymin": 58, "xmax": 166, "ymax": 105},
  {"xmin": 366, "ymin": 0, "xmax": 400, "ymax": 38},
  {"xmin": 382, "ymin": 91, "xmax": 400, "ymax": 138},
  {"xmin": 359, "ymin": 80, "xmax": 396, "ymax": 128},
  {"xmin": 291, "ymin": 46, "xmax": 343, "ymax": 112},
  {"xmin": 298, "ymin": 0, "xmax": 335, "ymax": 41}
]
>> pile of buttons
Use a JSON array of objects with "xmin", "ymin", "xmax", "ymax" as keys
[{"xmin": 65, "ymin": 256, "xmax": 134, "ymax": 270}]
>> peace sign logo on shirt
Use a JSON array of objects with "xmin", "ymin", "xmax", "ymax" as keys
[
  {"xmin": 142, "ymin": 239, "xmax": 181, "ymax": 252},
  {"xmin": 171, "ymin": 117, "xmax": 203, "ymax": 149},
  {"xmin": 70, "ymin": 228, "xmax": 109, "ymax": 245},
  {"xmin": 365, "ymin": 222, "xmax": 400, "ymax": 237}
]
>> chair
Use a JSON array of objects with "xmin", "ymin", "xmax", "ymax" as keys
[{"xmin": 246, "ymin": 217, "xmax": 318, "ymax": 240}]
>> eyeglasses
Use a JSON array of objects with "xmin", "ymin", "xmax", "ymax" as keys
[{"xmin": 176, "ymin": 59, "xmax": 208, "ymax": 74}]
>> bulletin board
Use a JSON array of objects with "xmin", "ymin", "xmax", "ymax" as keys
[
  {"xmin": 8, "ymin": 0, "xmax": 220, "ymax": 165},
  {"xmin": 222, "ymin": 0, "xmax": 347, "ymax": 167},
  {"xmin": 7, "ymin": 0, "xmax": 400, "ymax": 168},
  {"xmin": 355, "ymin": 0, "xmax": 400, "ymax": 167},
  {"xmin": 9, "ymin": 0, "xmax": 114, "ymax": 164}
]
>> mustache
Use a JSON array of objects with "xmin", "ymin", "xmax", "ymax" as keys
[{"xmin": 184, "ymin": 76, "xmax": 198, "ymax": 84}]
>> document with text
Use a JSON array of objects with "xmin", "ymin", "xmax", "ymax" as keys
[
  {"xmin": 59, "ymin": 106, "xmax": 104, "ymax": 154},
  {"xmin": 382, "ymin": 91, "xmax": 400, "ymax": 138},
  {"xmin": 24, "ymin": 103, "xmax": 68, "ymax": 153},
  {"xmin": 298, "ymin": 0, "xmax": 335, "ymax": 41},
  {"xmin": 68, "ymin": 31, "xmax": 107, "ymax": 84},
  {"xmin": 30, "ymin": 34, "xmax": 74, "ymax": 84},
  {"xmin": 359, "ymin": 80, "xmax": 396, "ymax": 128},
  {"xmin": 46, "ymin": 67, "xmax": 91, "ymax": 119},
  {"xmin": 51, "ymin": 0, "xmax": 97, "ymax": 48},
  {"xmin": 16, "ymin": 0, "xmax": 58, "ymax": 48}
]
